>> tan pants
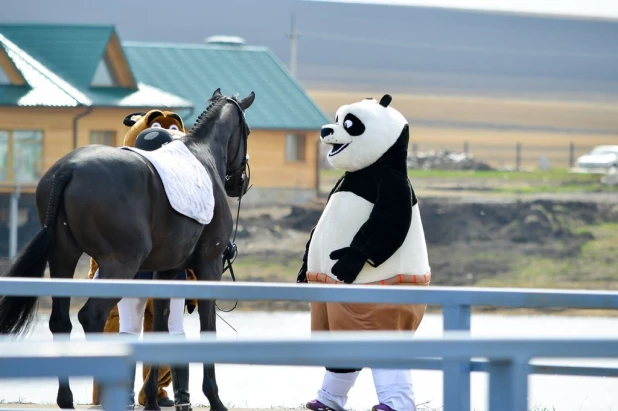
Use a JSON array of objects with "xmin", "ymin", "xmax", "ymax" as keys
[
  {"xmin": 310, "ymin": 299, "xmax": 426, "ymax": 333},
  {"xmin": 308, "ymin": 273, "xmax": 429, "ymax": 333}
]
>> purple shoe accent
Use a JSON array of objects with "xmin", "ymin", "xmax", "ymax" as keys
[
  {"xmin": 306, "ymin": 399, "xmax": 338, "ymax": 411},
  {"xmin": 371, "ymin": 404, "xmax": 395, "ymax": 411}
]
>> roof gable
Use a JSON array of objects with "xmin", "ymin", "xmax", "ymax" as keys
[
  {"xmin": 0, "ymin": 25, "xmax": 191, "ymax": 109},
  {"xmin": 0, "ymin": 32, "xmax": 92, "ymax": 107},
  {"xmin": 122, "ymin": 41, "xmax": 330, "ymax": 130},
  {"xmin": 0, "ymin": 24, "xmax": 121, "ymax": 89},
  {"xmin": 0, "ymin": 44, "xmax": 26, "ymax": 86}
]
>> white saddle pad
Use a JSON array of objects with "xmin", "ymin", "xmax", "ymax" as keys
[{"xmin": 121, "ymin": 140, "xmax": 214, "ymax": 225}]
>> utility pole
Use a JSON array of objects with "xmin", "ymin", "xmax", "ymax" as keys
[
  {"xmin": 285, "ymin": 12, "xmax": 300, "ymax": 78},
  {"xmin": 8, "ymin": 186, "xmax": 19, "ymax": 260},
  {"xmin": 8, "ymin": 154, "xmax": 21, "ymax": 260}
]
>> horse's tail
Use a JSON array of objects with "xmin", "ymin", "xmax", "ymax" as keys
[{"xmin": 0, "ymin": 168, "xmax": 74, "ymax": 336}]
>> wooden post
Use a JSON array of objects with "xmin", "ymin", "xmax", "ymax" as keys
[
  {"xmin": 516, "ymin": 142, "xmax": 521, "ymax": 171},
  {"xmin": 569, "ymin": 142, "xmax": 575, "ymax": 168}
]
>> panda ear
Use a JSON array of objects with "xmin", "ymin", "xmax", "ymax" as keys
[{"xmin": 379, "ymin": 94, "xmax": 392, "ymax": 107}]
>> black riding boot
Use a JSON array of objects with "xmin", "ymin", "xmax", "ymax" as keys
[{"xmin": 171, "ymin": 363, "xmax": 192, "ymax": 411}]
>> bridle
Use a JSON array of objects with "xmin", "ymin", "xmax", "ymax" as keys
[
  {"xmin": 218, "ymin": 96, "xmax": 252, "ymax": 314},
  {"xmin": 223, "ymin": 96, "xmax": 251, "ymax": 199}
]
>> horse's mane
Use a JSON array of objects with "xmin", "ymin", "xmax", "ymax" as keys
[{"xmin": 189, "ymin": 94, "xmax": 241, "ymax": 137}]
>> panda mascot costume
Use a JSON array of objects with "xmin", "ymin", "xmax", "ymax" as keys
[{"xmin": 298, "ymin": 95, "xmax": 431, "ymax": 411}]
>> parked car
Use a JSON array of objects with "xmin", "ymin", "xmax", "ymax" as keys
[{"xmin": 571, "ymin": 145, "xmax": 618, "ymax": 174}]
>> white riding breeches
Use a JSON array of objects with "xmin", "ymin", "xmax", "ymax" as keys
[
  {"xmin": 117, "ymin": 297, "xmax": 186, "ymax": 335},
  {"xmin": 92, "ymin": 269, "xmax": 186, "ymax": 335}
]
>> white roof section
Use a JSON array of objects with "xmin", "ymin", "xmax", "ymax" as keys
[{"xmin": 117, "ymin": 83, "xmax": 193, "ymax": 108}]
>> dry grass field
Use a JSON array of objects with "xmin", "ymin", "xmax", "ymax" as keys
[{"xmin": 308, "ymin": 90, "xmax": 618, "ymax": 169}]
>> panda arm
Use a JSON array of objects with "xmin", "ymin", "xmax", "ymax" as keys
[{"xmin": 349, "ymin": 170, "xmax": 412, "ymax": 267}]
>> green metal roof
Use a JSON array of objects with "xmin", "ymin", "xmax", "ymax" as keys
[
  {"xmin": 0, "ymin": 24, "xmax": 192, "ymax": 108},
  {"xmin": 123, "ymin": 41, "xmax": 330, "ymax": 130},
  {"xmin": 0, "ymin": 24, "xmax": 114, "ymax": 89}
]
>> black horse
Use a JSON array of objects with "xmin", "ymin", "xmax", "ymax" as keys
[{"xmin": 0, "ymin": 88, "xmax": 255, "ymax": 411}]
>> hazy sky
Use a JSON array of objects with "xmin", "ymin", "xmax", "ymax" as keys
[{"xmin": 307, "ymin": 0, "xmax": 618, "ymax": 19}]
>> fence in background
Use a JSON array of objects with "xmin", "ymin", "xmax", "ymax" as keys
[
  {"xmin": 409, "ymin": 140, "xmax": 582, "ymax": 171},
  {"xmin": 318, "ymin": 139, "xmax": 601, "ymax": 171},
  {"xmin": 1, "ymin": 278, "xmax": 618, "ymax": 411}
]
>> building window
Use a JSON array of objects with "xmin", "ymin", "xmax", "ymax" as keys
[
  {"xmin": 89, "ymin": 130, "xmax": 116, "ymax": 146},
  {"xmin": 285, "ymin": 133, "xmax": 305, "ymax": 162},
  {"xmin": 91, "ymin": 55, "xmax": 119, "ymax": 87},
  {"xmin": 0, "ymin": 130, "xmax": 43, "ymax": 183}
]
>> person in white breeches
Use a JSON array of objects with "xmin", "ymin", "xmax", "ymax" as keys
[
  {"xmin": 92, "ymin": 268, "xmax": 192, "ymax": 411},
  {"xmin": 92, "ymin": 268, "xmax": 186, "ymax": 335}
]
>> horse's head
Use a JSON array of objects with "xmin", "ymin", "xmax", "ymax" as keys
[{"xmin": 189, "ymin": 88, "xmax": 255, "ymax": 198}]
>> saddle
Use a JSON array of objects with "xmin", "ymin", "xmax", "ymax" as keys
[{"xmin": 121, "ymin": 140, "xmax": 215, "ymax": 225}]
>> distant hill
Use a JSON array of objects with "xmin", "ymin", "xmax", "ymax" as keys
[{"xmin": 4, "ymin": 0, "xmax": 618, "ymax": 101}]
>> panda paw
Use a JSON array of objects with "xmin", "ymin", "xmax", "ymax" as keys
[
  {"xmin": 296, "ymin": 262, "xmax": 308, "ymax": 283},
  {"xmin": 330, "ymin": 247, "xmax": 367, "ymax": 284}
]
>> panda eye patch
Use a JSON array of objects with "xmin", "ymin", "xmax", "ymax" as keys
[{"xmin": 342, "ymin": 113, "xmax": 365, "ymax": 136}]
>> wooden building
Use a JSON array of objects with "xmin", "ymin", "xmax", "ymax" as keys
[{"xmin": 0, "ymin": 23, "xmax": 329, "ymax": 256}]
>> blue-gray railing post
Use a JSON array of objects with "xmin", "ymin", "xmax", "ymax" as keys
[
  {"xmin": 487, "ymin": 357, "xmax": 529, "ymax": 411},
  {"xmin": 442, "ymin": 304, "xmax": 471, "ymax": 411}
]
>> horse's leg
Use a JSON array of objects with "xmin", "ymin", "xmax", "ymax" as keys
[
  {"xmin": 168, "ymin": 271, "xmax": 191, "ymax": 411},
  {"xmin": 77, "ymin": 260, "xmax": 136, "ymax": 408},
  {"xmin": 47, "ymin": 227, "xmax": 82, "ymax": 409},
  {"xmin": 143, "ymin": 271, "xmax": 172, "ymax": 411},
  {"xmin": 195, "ymin": 258, "xmax": 227, "ymax": 411}
]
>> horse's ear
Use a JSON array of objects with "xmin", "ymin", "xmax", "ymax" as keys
[
  {"xmin": 123, "ymin": 112, "xmax": 146, "ymax": 127},
  {"xmin": 239, "ymin": 91, "xmax": 255, "ymax": 111},
  {"xmin": 212, "ymin": 88, "xmax": 222, "ymax": 99}
]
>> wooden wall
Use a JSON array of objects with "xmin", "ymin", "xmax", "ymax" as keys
[
  {"xmin": 246, "ymin": 130, "xmax": 319, "ymax": 190},
  {"xmin": 0, "ymin": 107, "xmax": 319, "ymax": 193}
]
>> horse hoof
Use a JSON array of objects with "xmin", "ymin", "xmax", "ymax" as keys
[
  {"xmin": 144, "ymin": 403, "xmax": 161, "ymax": 411},
  {"xmin": 56, "ymin": 400, "xmax": 74, "ymax": 409}
]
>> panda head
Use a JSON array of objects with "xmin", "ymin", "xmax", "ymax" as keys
[{"xmin": 320, "ymin": 94, "xmax": 408, "ymax": 172}]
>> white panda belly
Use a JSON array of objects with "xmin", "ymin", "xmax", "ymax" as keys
[{"xmin": 307, "ymin": 191, "xmax": 430, "ymax": 283}]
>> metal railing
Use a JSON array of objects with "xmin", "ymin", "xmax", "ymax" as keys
[{"xmin": 1, "ymin": 277, "xmax": 618, "ymax": 411}]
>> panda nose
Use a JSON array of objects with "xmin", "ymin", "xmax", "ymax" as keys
[{"xmin": 320, "ymin": 127, "xmax": 334, "ymax": 139}]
